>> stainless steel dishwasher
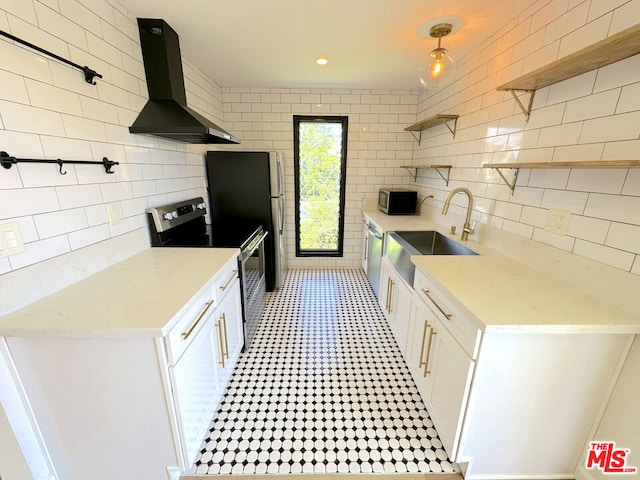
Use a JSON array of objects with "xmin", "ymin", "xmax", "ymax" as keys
[{"xmin": 364, "ymin": 221, "xmax": 383, "ymax": 296}]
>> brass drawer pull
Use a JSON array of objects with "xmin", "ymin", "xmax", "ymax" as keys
[
  {"xmin": 181, "ymin": 300, "xmax": 214, "ymax": 340},
  {"xmin": 421, "ymin": 288, "xmax": 452, "ymax": 320},
  {"xmin": 221, "ymin": 312, "xmax": 229, "ymax": 359},
  {"xmin": 419, "ymin": 320, "xmax": 430, "ymax": 368},
  {"xmin": 423, "ymin": 329, "xmax": 437, "ymax": 377},
  {"xmin": 215, "ymin": 317, "xmax": 225, "ymax": 368},
  {"xmin": 219, "ymin": 269, "xmax": 239, "ymax": 291},
  {"xmin": 385, "ymin": 277, "xmax": 392, "ymax": 312},
  {"xmin": 388, "ymin": 279, "xmax": 394, "ymax": 313}
]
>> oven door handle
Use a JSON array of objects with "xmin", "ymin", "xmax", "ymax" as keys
[{"xmin": 240, "ymin": 231, "xmax": 269, "ymax": 261}]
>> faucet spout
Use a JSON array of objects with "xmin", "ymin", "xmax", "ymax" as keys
[{"xmin": 442, "ymin": 187, "xmax": 475, "ymax": 241}]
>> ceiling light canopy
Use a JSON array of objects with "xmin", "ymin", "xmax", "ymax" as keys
[
  {"xmin": 316, "ymin": 55, "xmax": 329, "ymax": 66},
  {"xmin": 419, "ymin": 23, "xmax": 456, "ymax": 90}
]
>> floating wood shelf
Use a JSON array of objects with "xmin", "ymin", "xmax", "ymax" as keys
[
  {"xmin": 400, "ymin": 164, "xmax": 452, "ymax": 184},
  {"xmin": 404, "ymin": 114, "xmax": 459, "ymax": 145},
  {"xmin": 497, "ymin": 23, "xmax": 640, "ymax": 121},
  {"xmin": 483, "ymin": 160, "xmax": 640, "ymax": 195}
]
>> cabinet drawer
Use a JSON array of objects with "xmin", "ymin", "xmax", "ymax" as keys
[
  {"xmin": 166, "ymin": 285, "xmax": 216, "ymax": 365},
  {"xmin": 211, "ymin": 256, "xmax": 239, "ymax": 303},
  {"xmin": 414, "ymin": 269, "xmax": 481, "ymax": 358}
]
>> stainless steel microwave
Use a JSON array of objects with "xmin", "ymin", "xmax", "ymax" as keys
[{"xmin": 378, "ymin": 189, "xmax": 418, "ymax": 215}]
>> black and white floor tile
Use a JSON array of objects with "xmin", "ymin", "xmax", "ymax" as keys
[{"xmin": 194, "ymin": 268, "xmax": 456, "ymax": 475}]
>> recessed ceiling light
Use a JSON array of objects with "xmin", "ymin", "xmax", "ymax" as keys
[{"xmin": 316, "ymin": 55, "xmax": 328, "ymax": 66}]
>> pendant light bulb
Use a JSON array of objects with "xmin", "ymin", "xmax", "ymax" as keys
[{"xmin": 419, "ymin": 23, "xmax": 456, "ymax": 90}]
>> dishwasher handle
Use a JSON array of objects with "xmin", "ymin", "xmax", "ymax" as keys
[{"xmin": 366, "ymin": 223, "xmax": 383, "ymax": 239}]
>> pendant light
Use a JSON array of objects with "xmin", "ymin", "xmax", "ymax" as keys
[{"xmin": 419, "ymin": 23, "xmax": 456, "ymax": 90}]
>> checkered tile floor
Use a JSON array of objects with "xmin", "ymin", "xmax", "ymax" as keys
[{"xmin": 194, "ymin": 268, "xmax": 456, "ymax": 475}]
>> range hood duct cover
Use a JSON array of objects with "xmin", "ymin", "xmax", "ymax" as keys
[{"xmin": 129, "ymin": 18, "xmax": 239, "ymax": 144}]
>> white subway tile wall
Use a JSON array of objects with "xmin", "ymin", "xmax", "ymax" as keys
[
  {"xmin": 412, "ymin": 0, "xmax": 640, "ymax": 276},
  {"xmin": 1, "ymin": 0, "xmax": 639, "ymax": 315},
  {"xmin": 220, "ymin": 87, "xmax": 416, "ymax": 268},
  {"xmin": 0, "ymin": 0, "xmax": 221, "ymax": 286}
]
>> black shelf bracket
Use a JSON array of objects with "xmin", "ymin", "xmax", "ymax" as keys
[
  {"xmin": 1, "ymin": 151, "xmax": 118, "ymax": 175},
  {"xmin": 0, "ymin": 29, "xmax": 102, "ymax": 85}
]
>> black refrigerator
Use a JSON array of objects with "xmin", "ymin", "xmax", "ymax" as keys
[{"xmin": 205, "ymin": 151, "xmax": 286, "ymax": 291}]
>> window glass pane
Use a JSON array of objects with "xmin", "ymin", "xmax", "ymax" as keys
[{"xmin": 298, "ymin": 121, "xmax": 343, "ymax": 252}]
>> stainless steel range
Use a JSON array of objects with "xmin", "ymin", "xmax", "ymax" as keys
[{"xmin": 146, "ymin": 197, "xmax": 267, "ymax": 350}]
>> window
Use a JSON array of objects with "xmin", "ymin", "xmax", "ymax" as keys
[{"xmin": 293, "ymin": 115, "xmax": 348, "ymax": 257}]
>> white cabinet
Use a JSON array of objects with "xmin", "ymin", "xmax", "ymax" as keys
[
  {"xmin": 379, "ymin": 257, "xmax": 412, "ymax": 353},
  {"xmin": 362, "ymin": 221, "xmax": 369, "ymax": 273},
  {"xmin": 407, "ymin": 292, "xmax": 474, "ymax": 460},
  {"xmin": 410, "ymin": 267, "xmax": 632, "ymax": 479},
  {"xmin": 166, "ymin": 259, "xmax": 242, "ymax": 468},
  {"xmin": 1, "ymin": 252, "xmax": 244, "ymax": 480},
  {"xmin": 212, "ymin": 277, "xmax": 243, "ymax": 390}
]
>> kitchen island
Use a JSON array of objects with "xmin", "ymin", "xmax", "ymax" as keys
[
  {"xmin": 0, "ymin": 248, "xmax": 243, "ymax": 480},
  {"xmin": 363, "ymin": 203, "xmax": 640, "ymax": 479}
]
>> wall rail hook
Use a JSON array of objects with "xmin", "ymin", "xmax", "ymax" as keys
[
  {"xmin": 57, "ymin": 159, "xmax": 67, "ymax": 175},
  {"xmin": 0, "ymin": 30, "xmax": 102, "ymax": 85},
  {"xmin": 0, "ymin": 151, "xmax": 118, "ymax": 175}
]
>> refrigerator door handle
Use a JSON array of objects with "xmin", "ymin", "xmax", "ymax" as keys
[
  {"xmin": 277, "ymin": 155, "xmax": 284, "ymax": 196},
  {"xmin": 278, "ymin": 195, "xmax": 285, "ymax": 234}
]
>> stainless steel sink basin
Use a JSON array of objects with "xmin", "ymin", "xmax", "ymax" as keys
[
  {"xmin": 392, "ymin": 230, "xmax": 478, "ymax": 256},
  {"xmin": 385, "ymin": 231, "xmax": 477, "ymax": 285}
]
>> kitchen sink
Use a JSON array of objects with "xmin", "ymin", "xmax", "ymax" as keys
[
  {"xmin": 391, "ymin": 230, "xmax": 478, "ymax": 256},
  {"xmin": 385, "ymin": 230, "xmax": 478, "ymax": 285}
]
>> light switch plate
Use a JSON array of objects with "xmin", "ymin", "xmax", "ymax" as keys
[
  {"xmin": 545, "ymin": 209, "xmax": 572, "ymax": 235},
  {"xmin": 105, "ymin": 203, "xmax": 121, "ymax": 225},
  {"xmin": 0, "ymin": 222, "xmax": 25, "ymax": 257}
]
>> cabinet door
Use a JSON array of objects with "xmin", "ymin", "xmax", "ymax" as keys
[
  {"xmin": 406, "ymin": 295, "xmax": 436, "ymax": 397},
  {"xmin": 388, "ymin": 272, "xmax": 412, "ymax": 353},
  {"xmin": 215, "ymin": 279, "xmax": 243, "ymax": 388},
  {"xmin": 379, "ymin": 259, "xmax": 393, "ymax": 316},
  {"xmin": 427, "ymin": 315, "xmax": 474, "ymax": 460},
  {"xmin": 407, "ymin": 294, "xmax": 474, "ymax": 461},
  {"xmin": 170, "ymin": 315, "xmax": 221, "ymax": 466},
  {"xmin": 362, "ymin": 223, "xmax": 369, "ymax": 273}
]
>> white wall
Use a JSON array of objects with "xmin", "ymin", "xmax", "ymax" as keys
[
  {"xmin": 220, "ymin": 87, "xmax": 417, "ymax": 268},
  {"xmin": 411, "ymin": 0, "xmax": 640, "ymax": 278},
  {"xmin": 0, "ymin": 0, "xmax": 227, "ymax": 315},
  {"xmin": 575, "ymin": 336, "xmax": 640, "ymax": 480}
]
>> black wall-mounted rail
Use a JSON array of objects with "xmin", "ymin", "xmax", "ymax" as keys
[
  {"xmin": 0, "ymin": 30, "xmax": 102, "ymax": 85},
  {"xmin": 1, "ymin": 151, "xmax": 118, "ymax": 175}
]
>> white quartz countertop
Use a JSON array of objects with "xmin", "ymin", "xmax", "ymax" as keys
[
  {"xmin": 363, "ymin": 206, "xmax": 640, "ymax": 334},
  {"xmin": 0, "ymin": 248, "xmax": 239, "ymax": 337}
]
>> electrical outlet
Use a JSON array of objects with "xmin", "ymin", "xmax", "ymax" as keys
[
  {"xmin": 0, "ymin": 222, "xmax": 25, "ymax": 257},
  {"xmin": 105, "ymin": 203, "xmax": 121, "ymax": 225},
  {"xmin": 545, "ymin": 209, "xmax": 572, "ymax": 235}
]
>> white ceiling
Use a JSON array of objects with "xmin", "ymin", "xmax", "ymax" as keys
[{"xmin": 115, "ymin": 0, "xmax": 537, "ymax": 90}]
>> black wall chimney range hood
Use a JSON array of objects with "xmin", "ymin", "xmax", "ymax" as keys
[{"xmin": 129, "ymin": 18, "xmax": 239, "ymax": 145}]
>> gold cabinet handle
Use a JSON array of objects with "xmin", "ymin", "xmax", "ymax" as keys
[
  {"xmin": 423, "ymin": 329, "xmax": 437, "ymax": 377},
  {"xmin": 215, "ymin": 317, "xmax": 225, "ymax": 368},
  {"xmin": 388, "ymin": 279, "xmax": 394, "ymax": 313},
  {"xmin": 181, "ymin": 300, "xmax": 214, "ymax": 340},
  {"xmin": 219, "ymin": 269, "xmax": 239, "ymax": 291},
  {"xmin": 421, "ymin": 288, "xmax": 452, "ymax": 320},
  {"xmin": 385, "ymin": 277, "xmax": 392, "ymax": 313},
  {"xmin": 221, "ymin": 312, "xmax": 229, "ymax": 359},
  {"xmin": 418, "ymin": 320, "xmax": 430, "ymax": 368}
]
